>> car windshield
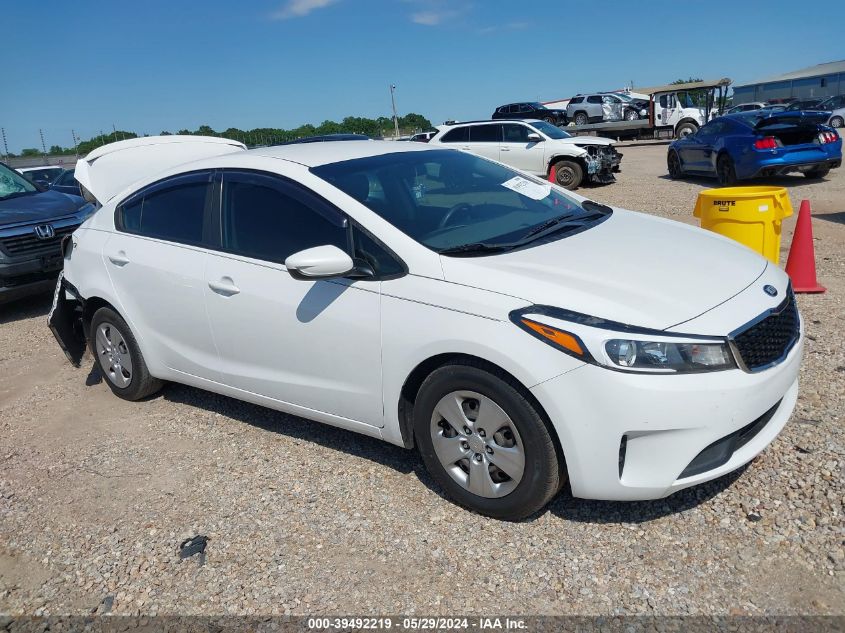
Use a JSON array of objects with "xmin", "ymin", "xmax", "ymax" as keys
[
  {"xmin": 528, "ymin": 102, "xmax": 547, "ymax": 110},
  {"xmin": 529, "ymin": 121, "xmax": 571, "ymax": 139},
  {"xmin": 0, "ymin": 163, "xmax": 39, "ymax": 200},
  {"xmin": 312, "ymin": 150, "xmax": 610, "ymax": 255},
  {"xmin": 615, "ymin": 93, "xmax": 633, "ymax": 102}
]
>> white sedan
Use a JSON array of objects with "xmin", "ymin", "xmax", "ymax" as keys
[{"xmin": 50, "ymin": 136, "xmax": 802, "ymax": 520}]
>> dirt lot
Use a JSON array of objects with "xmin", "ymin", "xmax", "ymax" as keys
[{"xmin": 1, "ymin": 142, "xmax": 843, "ymax": 616}]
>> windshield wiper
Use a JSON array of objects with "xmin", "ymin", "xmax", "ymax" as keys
[{"xmin": 438, "ymin": 242, "xmax": 509, "ymax": 256}]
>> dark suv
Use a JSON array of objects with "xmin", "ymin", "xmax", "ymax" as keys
[
  {"xmin": 492, "ymin": 102, "xmax": 567, "ymax": 125},
  {"xmin": 0, "ymin": 161, "xmax": 93, "ymax": 302}
]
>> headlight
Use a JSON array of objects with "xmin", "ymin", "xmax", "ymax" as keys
[
  {"xmin": 604, "ymin": 339, "xmax": 735, "ymax": 373},
  {"xmin": 513, "ymin": 309, "xmax": 736, "ymax": 374},
  {"xmin": 639, "ymin": 108, "xmax": 647, "ymax": 116}
]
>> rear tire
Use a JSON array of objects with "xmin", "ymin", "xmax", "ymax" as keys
[
  {"xmin": 90, "ymin": 307, "xmax": 162, "ymax": 401},
  {"xmin": 829, "ymin": 116, "xmax": 843, "ymax": 128},
  {"xmin": 574, "ymin": 112, "xmax": 588, "ymax": 126},
  {"xmin": 804, "ymin": 166, "xmax": 830, "ymax": 179},
  {"xmin": 717, "ymin": 154, "xmax": 737, "ymax": 185},
  {"xmin": 413, "ymin": 362, "xmax": 562, "ymax": 521},
  {"xmin": 553, "ymin": 160, "xmax": 584, "ymax": 190},
  {"xmin": 667, "ymin": 150, "xmax": 683, "ymax": 179}
]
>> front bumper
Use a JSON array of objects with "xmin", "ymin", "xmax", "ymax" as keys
[
  {"xmin": 530, "ymin": 329, "xmax": 802, "ymax": 501},
  {"xmin": 0, "ymin": 255, "xmax": 64, "ymax": 303}
]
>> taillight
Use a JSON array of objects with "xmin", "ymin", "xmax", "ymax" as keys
[
  {"xmin": 818, "ymin": 130, "xmax": 839, "ymax": 144},
  {"xmin": 754, "ymin": 136, "xmax": 779, "ymax": 150}
]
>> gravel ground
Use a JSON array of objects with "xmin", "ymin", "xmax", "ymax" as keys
[{"xmin": 0, "ymin": 142, "xmax": 843, "ymax": 617}]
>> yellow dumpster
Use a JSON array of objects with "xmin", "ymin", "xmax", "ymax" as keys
[{"xmin": 693, "ymin": 186, "xmax": 793, "ymax": 265}]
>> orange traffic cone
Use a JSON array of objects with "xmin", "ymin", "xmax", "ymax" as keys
[
  {"xmin": 785, "ymin": 200, "xmax": 826, "ymax": 293},
  {"xmin": 548, "ymin": 164, "xmax": 556, "ymax": 184}
]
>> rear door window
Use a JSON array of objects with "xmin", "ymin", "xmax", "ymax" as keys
[
  {"xmin": 587, "ymin": 95, "xmax": 603, "ymax": 104},
  {"xmin": 117, "ymin": 171, "xmax": 213, "ymax": 246},
  {"xmin": 469, "ymin": 125, "xmax": 501, "ymax": 143}
]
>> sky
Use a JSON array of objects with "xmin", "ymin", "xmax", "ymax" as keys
[{"xmin": 2, "ymin": 0, "xmax": 843, "ymax": 153}]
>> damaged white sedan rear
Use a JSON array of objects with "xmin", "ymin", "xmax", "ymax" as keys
[{"xmin": 50, "ymin": 136, "xmax": 802, "ymax": 520}]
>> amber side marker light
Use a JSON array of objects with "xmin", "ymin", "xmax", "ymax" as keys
[{"xmin": 520, "ymin": 318, "xmax": 586, "ymax": 357}]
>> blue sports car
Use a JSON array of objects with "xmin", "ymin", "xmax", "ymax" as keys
[{"xmin": 667, "ymin": 112, "xmax": 842, "ymax": 184}]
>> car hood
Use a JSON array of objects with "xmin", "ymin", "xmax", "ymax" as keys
[
  {"xmin": 559, "ymin": 136, "xmax": 614, "ymax": 147},
  {"xmin": 0, "ymin": 189, "xmax": 85, "ymax": 227},
  {"xmin": 439, "ymin": 208, "xmax": 768, "ymax": 331}
]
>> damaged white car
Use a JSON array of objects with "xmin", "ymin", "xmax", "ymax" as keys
[
  {"xmin": 429, "ymin": 119, "xmax": 621, "ymax": 190},
  {"xmin": 50, "ymin": 136, "xmax": 801, "ymax": 520}
]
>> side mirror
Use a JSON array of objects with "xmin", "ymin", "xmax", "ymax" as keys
[
  {"xmin": 285, "ymin": 245, "xmax": 355, "ymax": 280},
  {"xmin": 527, "ymin": 133, "xmax": 543, "ymax": 143}
]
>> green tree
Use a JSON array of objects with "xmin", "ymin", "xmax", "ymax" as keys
[
  {"xmin": 21, "ymin": 148, "xmax": 41, "ymax": 157},
  {"xmin": 49, "ymin": 145, "xmax": 64, "ymax": 154}
]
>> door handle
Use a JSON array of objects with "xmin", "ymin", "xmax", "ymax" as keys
[
  {"xmin": 107, "ymin": 251, "xmax": 130, "ymax": 266},
  {"xmin": 500, "ymin": 147, "xmax": 511, "ymax": 151},
  {"xmin": 208, "ymin": 277, "xmax": 240, "ymax": 296}
]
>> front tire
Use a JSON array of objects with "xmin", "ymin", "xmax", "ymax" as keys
[
  {"xmin": 624, "ymin": 108, "xmax": 639, "ymax": 121},
  {"xmin": 717, "ymin": 154, "xmax": 737, "ymax": 185},
  {"xmin": 829, "ymin": 116, "xmax": 843, "ymax": 128},
  {"xmin": 90, "ymin": 307, "xmax": 162, "ymax": 401},
  {"xmin": 413, "ymin": 363, "xmax": 562, "ymax": 521},
  {"xmin": 552, "ymin": 159, "xmax": 584, "ymax": 190}
]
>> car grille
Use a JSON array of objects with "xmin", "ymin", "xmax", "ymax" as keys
[
  {"xmin": 731, "ymin": 289, "xmax": 800, "ymax": 372},
  {"xmin": 0, "ymin": 224, "xmax": 79, "ymax": 258}
]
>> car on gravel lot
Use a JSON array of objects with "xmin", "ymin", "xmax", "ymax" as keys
[
  {"xmin": 813, "ymin": 94, "xmax": 845, "ymax": 129},
  {"xmin": 667, "ymin": 111, "xmax": 842, "ymax": 184},
  {"xmin": 16, "ymin": 165, "xmax": 65, "ymax": 187},
  {"xmin": 50, "ymin": 168, "xmax": 83, "ymax": 196},
  {"xmin": 492, "ymin": 103, "xmax": 567, "ymax": 126},
  {"xmin": 0, "ymin": 161, "xmax": 92, "ymax": 302},
  {"xmin": 429, "ymin": 119, "xmax": 621, "ymax": 190},
  {"xmin": 50, "ymin": 135, "xmax": 802, "ymax": 520}
]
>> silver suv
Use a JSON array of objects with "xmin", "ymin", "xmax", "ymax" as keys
[{"xmin": 566, "ymin": 93, "xmax": 646, "ymax": 126}]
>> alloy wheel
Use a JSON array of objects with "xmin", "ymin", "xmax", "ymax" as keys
[{"xmin": 429, "ymin": 390, "xmax": 525, "ymax": 498}]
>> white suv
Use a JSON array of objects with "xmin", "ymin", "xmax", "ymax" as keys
[{"xmin": 429, "ymin": 119, "xmax": 621, "ymax": 190}]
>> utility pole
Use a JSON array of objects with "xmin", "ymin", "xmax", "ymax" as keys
[
  {"xmin": 390, "ymin": 84, "xmax": 400, "ymax": 139},
  {"xmin": 1, "ymin": 128, "xmax": 8, "ymax": 162},
  {"xmin": 71, "ymin": 130, "xmax": 79, "ymax": 158},
  {"xmin": 39, "ymin": 128, "xmax": 49, "ymax": 163}
]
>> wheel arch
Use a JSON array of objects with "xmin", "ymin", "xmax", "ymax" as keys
[{"xmin": 397, "ymin": 353, "xmax": 566, "ymax": 475}]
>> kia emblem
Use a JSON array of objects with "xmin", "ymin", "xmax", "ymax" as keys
[{"xmin": 763, "ymin": 285, "xmax": 778, "ymax": 297}]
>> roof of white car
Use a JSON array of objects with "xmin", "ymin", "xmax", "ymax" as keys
[{"xmin": 247, "ymin": 140, "xmax": 435, "ymax": 167}]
